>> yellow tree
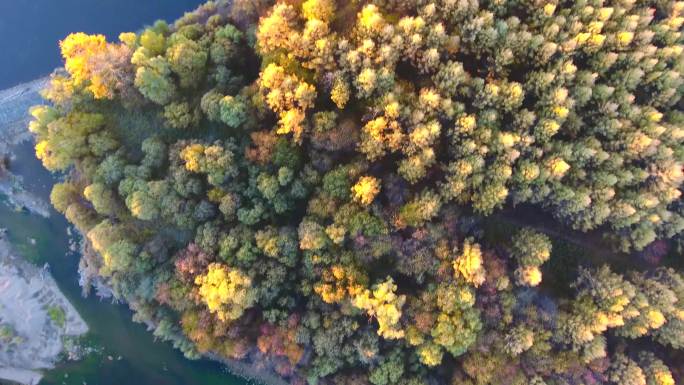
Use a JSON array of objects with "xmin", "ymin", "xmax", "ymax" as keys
[
  {"xmin": 60, "ymin": 33, "xmax": 112, "ymax": 98},
  {"xmin": 195, "ymin": 263, "xmax": 257, "ymax": 322},
  {"xmin": 351, "ymin": 176, "xmax": 381, "ymax": 206},
  {"xmin": 258, "ymin": 63, "xmax": 317, "ymax": 142},
  {"xmin": 454, "ymin": 239, "xmax": 486, "ymax": 287},
  {"xmin": 353, "ymin": 277, "xmax": 406, "ymax": 339}
]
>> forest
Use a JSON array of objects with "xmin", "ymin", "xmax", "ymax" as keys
[{"xmin": 28, "ymin": 0, "xmax": 684, "ymax": 384}]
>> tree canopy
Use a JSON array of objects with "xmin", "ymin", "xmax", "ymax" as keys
[{"xmin": 31, "ymin": 0, "xmax": 684, "ymax": 384}]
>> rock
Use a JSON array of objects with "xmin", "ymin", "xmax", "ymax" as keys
[
  {"xmin": 0, "ymin": 78, "xmax": 52, "ymax": 219},
  {"xmin": 0, "ymin": 367, "xmax": 43, "ymax": 385},
  {"xmin": 0, "ymin": 153, "xmax": 8, "ymax": 177},
  {"xmin": 0, "ymin": 236, "xmax": 88, "ymax": 380}
]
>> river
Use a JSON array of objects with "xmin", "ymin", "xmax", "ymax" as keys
[{"xmin": 0, "ymin": 2, "xmax": 251, "ymax": 384}]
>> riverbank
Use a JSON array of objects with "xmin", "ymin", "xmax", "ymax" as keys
[
  {"xmin": 3, "ymin": 59, "xmax": 292, "ymax": 385},
  {"xmin": 0, "ymin": 77, "xmax": 89, "ymax": 385},
  {"xmin": 209, "ymin": 353, "xmax": 288, "ymax": 385},
  {"xmin": 0, "ymin": 76, "xmax": 52, "ymax": 218},
  {"xmin": 0, "ymin": 171, "xmax": 51, "ymax": 218},
  {"xmin": 0, "ymin": 76, "xmax": 49, "ymax": 153},
  {"xmin": 79, "ymin": 242, "xmax": 286, "ymax": 385},
  {"xmin": 0, "ymin": 1, "xmax": 261, "ymax": 384},
  {"xmin": 0, "ymin": 232, "xmax": 88, "ymax": 385}
]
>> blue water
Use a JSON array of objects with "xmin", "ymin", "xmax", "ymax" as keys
[
  {"xmin": 0, "ymin": 1, "xmax": 252, "ymax": 384},
  {"xmin": 0, "ymin": 0, "xmax": 205, "ymax": 88}
]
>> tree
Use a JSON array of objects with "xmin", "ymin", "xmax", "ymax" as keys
[
  {"xmin": 514, "ymin": 265, "xmax": 543, "ymax": 287},
  {"xmin": 87, "ymin": 220, "xmax": 138, "ymax": 276},
  {"xmin": 331, "ymin": 77, "xmax": 350, "ymax": 109},
  {"xmin": 210, "ymin": 24, "xmax": 243, "ymax": 65},
  {"xmin": 28, "ymin": 105, "xmax": 58, "ymax": 138},
  {"xmin": 134, "ymin": 56, "xmax": 177, "ymax": 105},
  {"xmin": 298, "ymin": 219, "xmax": 328, "ymax": 251},
  {"xmin": 83, "ymin": 183, "xmax": 117, "ymax": 216},
  {"xmin": 368, "ymin": 349, "xmax": 404, "ymax": 385},
  {"xmin": 141, "ymin": 137, "xmax": 167, "ymax": 170},
  {"xmin": 166, "ymin": 37, "xmax": 208, "ymax": 89},
  {"xmin": 558, "ymin": 266, "xmax": 636, "ymax": 347},
  {"xmin": 609, "ymin": 354, "xmax": 646, "ymax": 385},
  {"xmin": 59, "ymin": 33, "xmax": 115, "ymax": 98},
  {"xmin": 395, "ymin": 190, "xmax": 442, "ymax": 228},
  {"xmin": 256, "ymin": 3, "xmax": 298, "ymax": 56},
  {"xmin": 64, "ymin": 202, "xmax": 99, "ymax": 231},
  {"xmin": 127, "ymin": 188, "xmax": 160, "ymax": 221},
  {"xmin": 619, "ymin": 272, "xmax": 676, "ymax": 339},
  {"xmin": 180, "ymin": 141, "xmax": 238, "ymax": 186},
  {"xmin": 50, "ymin": 182, "xmax": 80, "ymax": 213},
  {"xmin": 652, "ymin": 268, "xmax": 684, "ymax": 349},
  {"xmin": 639, "ymin": 352, "xmax": 675, "ymax": 385},
  {"xmin": 510, "ymin": 228, "xmax": 552, "ymax": 267},
  {"xmin": 219, "ymin": 95, "xmax": 248, "ymax": 128},
  {"xmin": 201, "ymin": 89, "xmax": 223, "ymax": 122},
  {"xmin": 258, "ymin": 63, "xmax": 317, "ymax": 142},
  {"xmin": 454, "ymin": 239, "xmax": 486, "ymax": 288},
  {"xmin": 140, "ymin": 29, "xmax": 166, "ymax": 56},
  {"xmin": 34, "ymin": 112, "xmax": 105, "ymax": 171},
  {"xmin": 101, "ymin": 239, "xmax": 137, "ymax": 276},
  {"xmin": 302, "ymin": 0, "xmax": 335, "ymax": 21},
  {"xmin": 351, "ymin": 176, "xmax": 381, "ymax": 206},
  {"xmin": 504, "ymin": 325, "xmax": 534, "ymax": 356},
  {"xmin": 194, "ymin": 263, "xmax": 256, "ymax": 322},
  {"xmin": 163, "ymin": 101, "xmax": 198, "ymax": 129},
  {"xmin": 353, "ymin": 277, "xmax": 406, "ymax": 340},
  {"xmin": 417, "ymin": 342, "xmax": 443, "ymax": 367}
]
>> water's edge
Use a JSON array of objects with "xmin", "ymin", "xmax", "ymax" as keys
[
  {"xmin": 0, "ymin": 76, "xmax": 52, "ymax": 218},
  {"xmin": 0, "ymin": 234, "xmax": 88, "ymax": 385},
  {"xmin": 0, "ymin": 77, "xmax": 88, "ymax": 385},
  {"xmin": 0, "ymin": 78, "xmax": 284, "ymax": 385}
]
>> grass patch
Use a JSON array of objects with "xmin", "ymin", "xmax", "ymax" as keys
[
  {"xmin": 47, "ymin": 305, "xmax": 66, "ymax": 329},
  {"xmin": 0, "ymin": 323, "xmax": 16, "ymax": 342},
  {"xmin": 0, "ymin": 323, "xmax": 24, "ymax": 346}
]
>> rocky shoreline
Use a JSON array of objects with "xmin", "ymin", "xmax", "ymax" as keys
[
  {"xmin": 78, "ymin": 241, "xmax": 288, "ymax": 385},
  {"xmin": 0, "ymin": 232, "xmax": 88, "ymax": 385},
  {"xmin": 2, "ymin": 73, "xmax": 299, "ymax": 385},
  {"xmin": 0, "ymin": 171, "xmax": 51, "ymax": 218},
  {"xmin": 0, "ymin": 77, "xmax": 89, "ymax": 385},
  {"xmin": 0, "ymin": 74, "xmax": 287, "ymax": 385},
  {"xmin": 0, "ymin": 76, "xmax": 52, "ymax": 218},
  {"xmin": 0, "ymin": 77, "xmax": 49, "ymax": 153},
  {"xmin": 0, "ymin": 76, "xmax": 287, "ymax": 385}
]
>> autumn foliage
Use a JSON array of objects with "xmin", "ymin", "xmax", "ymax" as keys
[{"xmin": 30, "ymin": 0, "xmax": 684, "ymax": 384}]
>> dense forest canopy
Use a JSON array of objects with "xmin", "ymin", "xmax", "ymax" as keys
[{"xmin": 29, "ymin": 0, "xmax": 684, "ymax": 384}]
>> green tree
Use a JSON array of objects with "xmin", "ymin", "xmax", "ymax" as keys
[
  {"xmin": 609, "ymin": 354, "xmax": 646, "ymax": 385},
  {"xmin": 219, "ymin": 95, "xmax": 248, "ymax": 128},
  {"xmin": 134, "ymin": 56, "xmax": 177, "ymax": 105},
  {"xmin": 83, "ymin": 183, "xmax": 117, "ymax": 216},
  {"xmin": 510, "ymin": 228, "xmax": 552, "ymax": 267},
  {"xmin": 140, "ymin": 29, "xmax": 166, "ymax": 56},
  {"xmin": 368, "ymin": 349, "xmax": 404, "ymax": 385},
  {"xmin": 163, "ymin": 101, "xmax": 197, "ymax": 129},
  {"xmin": 50, "ymin": 182, "xmax": 80, "ymax": 213},
  {"xmin": 166, "ymin": 37, "xmax": 208, "ymax": 89}
]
